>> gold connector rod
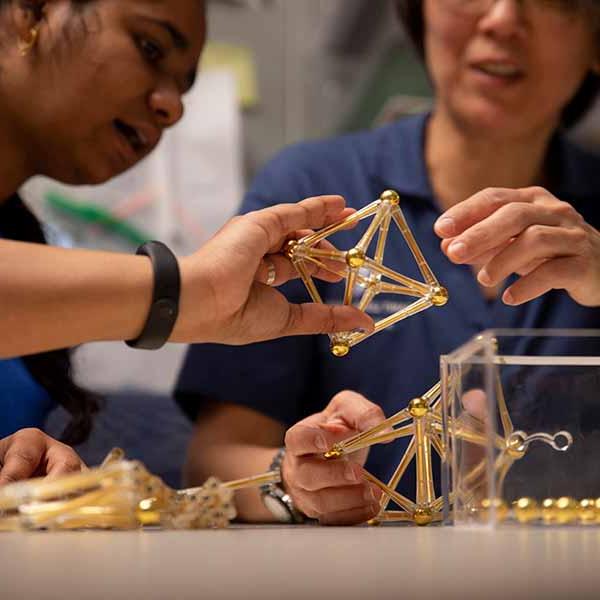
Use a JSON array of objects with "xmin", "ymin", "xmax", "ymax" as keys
[
  {"xmin": 376, "ymin": 511, "xmax": 414, "ymax": 523},
  {"xmin": 339, "ymin": 425, "xmax": 415, "ymax": 456},
  {"xmin": 363, "ymin": 258, "xmax": 431, "ymax": 295},
  {"xmin": 324, "ymin": 408, "xmax": 412, "ymax": 458},
  {"xmin": 362, "ymin": 470, "xmax": 416, "ymax": 513},
  {"xmin": 181, "ymin": 471, "xmax": 281, "ymax": 497},
  {"xmin": 373, "ymin": 297, "xmax": 433, "ymax": 334},
  {"xmin": 356, "ymin": 208, "xmax": 388, "ymax": 254},
  {"xmin": 377, "ymin": 283, "xmax": 423, "ymax": 297},
  {"xmin": 391, "ymin": 208, "xmax": 439, "ymax": 287},
  {"xmin": 374, "ymin": 212, "xmax": 392, "ymax": 264},
  {"xmin": 299, "ymin": 201, "xmax": 381, "ymax": 248}
]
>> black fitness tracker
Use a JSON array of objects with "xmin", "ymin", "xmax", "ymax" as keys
[{"xmin": 126, "ymin": 241, "xmax": 181, "ymax": 350}]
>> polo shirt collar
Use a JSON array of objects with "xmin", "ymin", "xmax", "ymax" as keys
[
  {"xmin": 369, "ymin": 113, "xmax": 599, "ymax": 210},
  {"xmin": 369, "ymin": 113, "xmax": 436, "ymax": 206}
]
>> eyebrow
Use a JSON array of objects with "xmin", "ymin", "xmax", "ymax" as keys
[{"xmin": 142, "ymin": 17, "xmax": 190, "ymax": 51}]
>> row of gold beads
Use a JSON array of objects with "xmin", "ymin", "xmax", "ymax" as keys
[{"xmin": 472, "ymin": 497, "xmax": 600, "ymax": 525}]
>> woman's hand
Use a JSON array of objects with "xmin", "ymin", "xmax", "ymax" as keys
[
  {"xmin": 174, "ymin": 195, "xmax": 374, "ymax": 345},
  {"xmin": 282, "ymin": 391, "xmax": 385, "ymax": 526},
  {"xmin": 0, "ymin": 429, "xmax": 85, "ymax": 485},
  {"xmin": 435, "ymin": 187, "xmax": 600, "ymax": 307}
]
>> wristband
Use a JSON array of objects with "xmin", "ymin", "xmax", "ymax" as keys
[{"xmin": 126, "ymin": 241, "xmax": 180, "ymax": 350}]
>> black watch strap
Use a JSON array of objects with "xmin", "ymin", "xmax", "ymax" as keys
[{"xmin": 126, "ymin": 241, "xmax": 181, "ymax": 350}]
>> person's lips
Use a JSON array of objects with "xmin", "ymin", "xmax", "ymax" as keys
[
  {"xmin": 113, "ymin": 119, "xmax": 160, "ymax": 157},
  {"xmin": 470, "ymin": 59, "xmax": 525, "ymax": 83}
]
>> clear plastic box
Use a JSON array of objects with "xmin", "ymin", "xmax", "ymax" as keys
[{"xmin": 441, "ymin": 330, "xmax": 600, "ymax": 527}]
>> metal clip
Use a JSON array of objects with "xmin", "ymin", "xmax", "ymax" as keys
[{"xmin": 508, "ymin": 430, "xmax": 573, "ymax": 453}]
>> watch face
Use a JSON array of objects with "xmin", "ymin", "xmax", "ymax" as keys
[{"xmin": 263, "ymin": 494, "xmax": 294, "ymax": 524}]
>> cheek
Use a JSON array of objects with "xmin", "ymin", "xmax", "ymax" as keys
[
  {"xmin": 530, "ymin": 23, "xmax": 597, "ymax": 110},
  {"xmin": 423, "ymin": 2, "xmax": 474, "ymax": 95},
  {"xmin": 86, "ymin": 45, "xmax": 151, "ymax": 106}
]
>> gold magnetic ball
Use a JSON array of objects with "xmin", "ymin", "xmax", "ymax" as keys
[
  {"xmin": 136, "ymin": 509, "xmax": 161, "ymax": 526},
  {"xmin": 555, "ymin": 497, "xmax": 578, "ymax": 525},
  {"xmin": 578, "ymin": 499, "xmax": 598, "ymax": 524},
  {"xmin": 513, "ymin": 497, "xmax": 540, "ymax": 524},
  {"xmin": 284, "ymin": 239, "xmax": 299, "ymax": 260},
  {"xmin": 367, "ymin": 518, "xmax": 382, "ymax": 527},
  {"xmin": 331, "ymin": 341, "xmax": 350, "ymax": 358},
  {"xmin": 430, "ymin": 286, "xmax": 449, "ymax": 307},
  {"xmin": 477, "ymin": 498, "xmax": 509, "ymax": 522},
  {"xmin": 324, "ymin": 445, "xmax": 344, "ymax": 460},
  {"xmin": 380, "ymin": 190, "xmax": 400, "ymax": 205},
  {"xmin": 541, "ymin": 498, "xmax": 558, "ymax": 524},
  {"xmin": 346, "ymin": 247, "xmax": 366, "ymax": 269},
  {"xmin": 506, "ymin": 436, "xmax": 526, "ymax": 460},
  {"xmin": 409, "ymin": 397, "xmax": 429, "ymax": 418},
  {"xmin": 413, "ymin": 507, "xmax": 434, "ymax": 526}
]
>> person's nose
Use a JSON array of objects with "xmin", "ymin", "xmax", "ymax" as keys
[
  {"xmin": 478, "ymin": 0, "xmax": 527, "ymax": 40},
  {"xmin": 148, "ymin": 81, "xmax": 185, "ymax": 128}
]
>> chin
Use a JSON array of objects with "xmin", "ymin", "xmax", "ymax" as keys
[
  {"xmin": 453, "ymin": 99, "xmax": 526, "ymax": 139},
  {"xmin": 72, "ymin": 159, "xmax": 133, "ymax": 186}
]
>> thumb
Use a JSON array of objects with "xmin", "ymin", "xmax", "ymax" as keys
[
  {"xmin": 280, "ymin": 303, "xmax": 374, "ymax": 337},
  {"xmin": 285, "ymin": 411, "xmax": 358, "ymax": 457},
  {"xmin": 324, "ymin": 390, "xmax": 386, "ymax": 434}
]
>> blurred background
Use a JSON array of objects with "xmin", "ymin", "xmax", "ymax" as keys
[{"xmin": 31, "ymin": 0, "xmax": 600, "ymax": 485}]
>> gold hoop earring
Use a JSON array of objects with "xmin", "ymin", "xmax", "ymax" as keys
[{"xmin": 18, "ymin": 27, "xmax": 39, "ymax": 57}]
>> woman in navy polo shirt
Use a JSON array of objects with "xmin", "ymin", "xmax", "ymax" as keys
[{"xmin": 176, "ymin": 0, "xmax": 600, "ymax": 525}]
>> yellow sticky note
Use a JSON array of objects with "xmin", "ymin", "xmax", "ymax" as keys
[{"xmin": 201, "ymin": 41, "xmax": 259, "ymax": 109}]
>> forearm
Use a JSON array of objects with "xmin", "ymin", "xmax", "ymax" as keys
[
  {"xmin": 184, "ymin": 439, "xmax": 279, "ymax": 523},
  {"xmin": 184, "ymin": 402, "xmax": 286, "ymax": 523},
  {"xmin": 0, "ymin": 240, "xmax": 153, "ymax": 358}
]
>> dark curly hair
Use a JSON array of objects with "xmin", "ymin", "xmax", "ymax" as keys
[{"xmin": 395, "ymin": 0, "xmax": 600, "ymax": 128}]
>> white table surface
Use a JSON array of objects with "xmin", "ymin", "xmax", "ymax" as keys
[{"xmin": 1, "ymin": 524, "xmax": 599, "ymax": 600}]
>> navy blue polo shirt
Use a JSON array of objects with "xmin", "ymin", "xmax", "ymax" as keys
[{"xmin": 176, "ymin": 114, "xmax": 600, "ymax": 493}]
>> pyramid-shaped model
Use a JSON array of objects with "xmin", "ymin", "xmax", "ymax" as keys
[{"xmin": 286, "ymin": 190, "xmax": 449, "ymax": 357}]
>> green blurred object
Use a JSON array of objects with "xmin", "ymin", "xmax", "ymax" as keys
[
  {"xmin": 46, "ymin": 191, "xmax": 154, "ymax": 247},
  {"xmin": 341, "ymin": 45, "xmax": 432, "ymax": 133}
]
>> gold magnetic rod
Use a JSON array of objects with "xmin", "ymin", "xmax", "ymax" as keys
[
  {"xmin": 180, "ymin": 471, "xmax": 281, "ymax": 497},
  {"xmin": 344, "ymin": 269, "xmax": 358, "ymax": 306},
  {"xmin": 336, "ymin": 425, "xmax": 415, "ymax": 456},
  {"xmin": 299, "ymin": 201, "xmax": 380, "ymax": 248},
  {"xmin": 294, "ymin": 260, "xmax": 324, "ymax": 304},
  {"xmin": 374, "ymin": 212, "xmax": 392, "ymax": 264},
  {"xmin": 362, "ymin": 470, "xmax": 416, "ymax": 513},
  {"xmin": 391, "ymin": 208, "xmax": 438, "ymax": 287},
  {"xmin": 376, "ymin": 511, "xmax": 414, "ymax": 523},
  {"xmin": 415, "ymin": 416, "xmax": 435, "ymax": 506},
  {"xmin": 325, "ymin": 408, "xmax": 412, "ymax": 458},
  {"xmin": 356, "ymin": 208, "xmax": 387, "ymax": 253},
  {"xmin": 372, "ymin": 297, "xmax": 432, "ymax": 334},
  {"xmin": 377, "ymin": 283, "xmax": 423, "ymax": 297},
  {"xmin": 364, "ymin": 258, "xmax": 431, "ymax": 295}
]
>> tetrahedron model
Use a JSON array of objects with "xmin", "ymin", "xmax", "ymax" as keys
[{"xmin": 286, "ymin": 190, "xmax": 448, "ymax": 357}]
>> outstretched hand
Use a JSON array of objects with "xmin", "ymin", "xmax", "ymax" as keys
[
  {"xmin": 174, "ymin": 195, "xmax": 375, "ymax": 345},
  {"xmin": 435, "ymin": 187, "xmax": 600, "ymax": 307}
]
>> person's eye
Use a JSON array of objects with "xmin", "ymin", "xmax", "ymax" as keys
[{"xmin": 137, "ymin": 37, "xmax": 165, "ymax": 64}]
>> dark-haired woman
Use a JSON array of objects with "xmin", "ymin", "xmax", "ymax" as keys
[
  {"xmin": 176, "ymin": 0, "xmax": 600, "ymax": 526},
  {"xmin": 0, "ymin": 0, "xmax": 372, "ymax": 484}
]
